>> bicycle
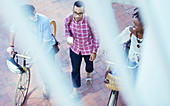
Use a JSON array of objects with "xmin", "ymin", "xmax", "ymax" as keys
[
  {"xmin": 7, "ymin": 50, "xmax": 32, "ymax": 106},
  {"xmin": 104, "ymin": 53, "xmax": 138, "ymax": 106},
  {"xmin": 6, "ymin": 20, "xmax": 57, "ymax": 106}
]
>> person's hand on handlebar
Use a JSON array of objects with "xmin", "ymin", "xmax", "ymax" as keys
[{"xmin": 7, "ymin": 46, "xmax": 14, "ymax": 55}]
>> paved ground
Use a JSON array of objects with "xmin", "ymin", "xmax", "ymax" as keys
[{"xmin": 0, "ymin": 0, "xmax": 135, "ymax": 106}]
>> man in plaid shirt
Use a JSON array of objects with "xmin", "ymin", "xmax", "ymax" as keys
[{"xmin": 65, "ymin": 1, "xmax": 99, "ymax": 97}]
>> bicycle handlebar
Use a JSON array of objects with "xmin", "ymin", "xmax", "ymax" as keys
[
  {"xmin": 14, "ymin": 53, "xmax": 31, "ymax": 59},
  {"xmin": 105, "ymin": 59, "xmax": 138, "ymax": 69},
  {"xmin": 13, "ymin": 50, "xmax": 31, "ymax": 59},
  {"xmin": 104, "ymin": 53, "xmax": 138, "ymax": 70}
]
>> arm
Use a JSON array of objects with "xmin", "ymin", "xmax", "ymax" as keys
[
  {"xmin": 42, "ymin": 19, "xmax": 55, "ymax": 50},
  {"xmin": 7, "ymin": 26, "xmax": 15, "ymax": 54},
  {"xmin": 64, "ymin": 16, "xmax": 72, "ymax": 38},
  {"xmin": 115, "ymin": 26, "xmax": 132, "ymax": 44},
  {"xmin": 64, "ymin": 16, "xmax": 73, "ymax": 46},
  {"xmin": 88, "ymin": 18, "xmax": 99, "ymax": 61},
  {"xmin": 10, "ymin": 32, "xmax": 14, "ymax": 46}
]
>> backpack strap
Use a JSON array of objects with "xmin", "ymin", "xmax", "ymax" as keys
[{"xmin": 69, "ymin": 15, "xmax": 73, "ymax": 26}]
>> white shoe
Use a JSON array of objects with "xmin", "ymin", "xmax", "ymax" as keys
[
  {"xmin": 86, "ymin": 77, "xmax": 92, "ymax": 87},
  {"xmin": 69, "ymin": 92, "xmax": 78, "ymax": 98}
]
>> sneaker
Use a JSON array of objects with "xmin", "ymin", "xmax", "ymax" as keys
[
  {"xmin": 69, "ymin": 92, "xmax": 79, "ymax": 99},
  {"xmin": 86, "ymin": 77, "xmax": 92, "ymax": 87}
]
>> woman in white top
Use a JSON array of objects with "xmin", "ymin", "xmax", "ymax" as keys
[
  {"xmin": 117, "ymin": 8, "xmax": 144, "ymax": 64},
  {"xmin": 116, "ymin": 8, "xmax": 144, "ymax": 106}
]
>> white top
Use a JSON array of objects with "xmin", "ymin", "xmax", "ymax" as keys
[{"xmin": 117, "ymin": 26, "xmax": 143, "ymax": 63}]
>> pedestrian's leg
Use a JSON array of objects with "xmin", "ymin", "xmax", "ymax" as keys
[
  {"xmin": 70, "ymin": 49, "xmax": 82, "ymax": 96},
  {"xmin": 49, "ymin": 48, "xmax": 56, "ymax": 63},
  {"xmin": 42, "ymin": 49, "xmax": 55, "ymax": 99},
  {"xmin": 42, "ymin": 84, "xmax": 49, "ymax": 99},
  {"xmin": 84, "ymin": 55, "xmax": 93, "ymax": 86},
  {"xmin": 34, "ymin": 65, "xmax": 50, "ymax": 99}
]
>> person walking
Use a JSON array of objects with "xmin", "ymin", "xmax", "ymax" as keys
[
  {"xmin": 7, "ymin": 4, "xmax": 57, "ymax": 99},
  {"xmin": 64, "ymin": 1, "xmax": 99, "ymax": 97}
]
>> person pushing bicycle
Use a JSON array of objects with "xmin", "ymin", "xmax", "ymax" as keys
[{"xmin": 7, "ymin": 4, "xmax": 57, "ymax": 99}]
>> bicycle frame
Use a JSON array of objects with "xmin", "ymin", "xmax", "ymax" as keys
[
  {"xmin": 104, "ymin": 52, "xmax": 138, "ymax": 106},
  {"xmin": 9, "ymin": 51, "xmax": 32, "ymax": 106}
]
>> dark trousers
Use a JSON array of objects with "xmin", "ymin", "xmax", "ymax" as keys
[{"xmin": 70, "ymin": 48, "xmax": 93, "ymax": 88}]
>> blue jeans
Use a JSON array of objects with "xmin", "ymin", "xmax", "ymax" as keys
[
  {"xmin": 38, "ymin": 48, "xmax": 56, "ymax": 93},
  {"xmin": 124, "ymin": 47, "xmax": 138, "ymax": 85},
  {"xmin": 70, "ymin": 48, "xmax": 93, "ymax": 88}
]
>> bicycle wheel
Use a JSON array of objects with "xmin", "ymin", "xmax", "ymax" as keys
[
  {"xmin": 107, "ymin": 90, "xmax": 119, "ymax": 106},
  {"xmin": 14, "ymin": 68, "xmax": 30, "ymax": 106}
]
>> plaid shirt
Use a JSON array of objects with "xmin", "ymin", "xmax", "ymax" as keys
[{"xmin": 65, "ymin": 14, "xmax": 99, "ymax": 55}]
